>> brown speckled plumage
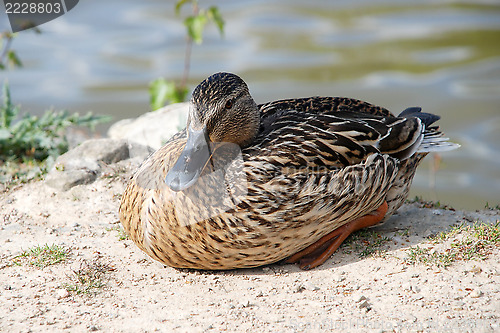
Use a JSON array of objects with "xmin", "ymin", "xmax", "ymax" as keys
[{"xmin": 119, "ymin": 72, "xmax": 457, "ymax": 270}]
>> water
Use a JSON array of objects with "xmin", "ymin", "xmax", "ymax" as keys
[{"xmin": 1, "ymin": 0, "xmax": 499, "ymax": 210}]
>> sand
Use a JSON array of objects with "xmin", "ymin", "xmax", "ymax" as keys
[{"xmin": 0, "ymin": 157, "xmax": 499, "ymax": 333}]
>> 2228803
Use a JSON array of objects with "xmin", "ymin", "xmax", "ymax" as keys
[{"xmin": 5, "ymin": 2, "xmax": 62, "ymax": 14}]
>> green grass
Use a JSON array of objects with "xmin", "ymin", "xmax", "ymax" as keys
[
  {"xmin": 63, "ymin": 259, "xmax": 114, "ymax": 295},
  {"xmin": 12, "ymin": 244, "xmax": 70, "ymax": 268},
  {"xmin": 485, "ymin": 202, "xmax": 500, "ymax": 211},
  {"xmin": 406, "ymin": 196, "xmax": 455, "ymax": 211},
  {"xmin": 405, "ymin": 221, "xmax": 500, "ymax": 267},
  {"xmin": 106, "ymin": 225, "xmax": 129, "ymax": 241}
]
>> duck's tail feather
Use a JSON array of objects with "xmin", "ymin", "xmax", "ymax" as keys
[
  {"xmin": 419, "ymin": 130, "xmax": 461, "ymax": 153},
  {"xmin": 398, "ymin": 107, "xmax": 460, "ymax": 153},
  {"xmin": 399, "ymin": 107, "xmax": 440, "ymax": 127}
]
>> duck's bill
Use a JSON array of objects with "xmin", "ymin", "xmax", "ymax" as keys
[{"xmin": 165, "ymin": 126, "xmax": 213, "ymax": 192}]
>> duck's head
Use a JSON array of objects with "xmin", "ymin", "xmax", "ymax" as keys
[{"xmin": 165, "ymin": 72, "xmax": 259, "ymax": 192}]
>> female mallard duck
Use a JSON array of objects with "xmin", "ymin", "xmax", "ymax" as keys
[{"xmin": 119, "ymin": 72, "xmax": 458, "ymax": 270}]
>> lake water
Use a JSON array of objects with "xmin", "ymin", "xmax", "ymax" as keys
[{"xmin": 1, "ymin": 0, "xmax": 499, "ymax": 210}]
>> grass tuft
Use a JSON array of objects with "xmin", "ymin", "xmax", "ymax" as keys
[
  {"xmin": 12, "ymin": 244, "xmax": 70, "ymax": 268},
  {"xmin": 405, "ymin": 221, "xmax": 500, "ymax": 267},
  {"xmin": 63, "ymin": 258, "xmax": 115, "ymax": 295},
  {"xmin": 106, "ymin": 225, "xmax": 129, "ymax": 241}
]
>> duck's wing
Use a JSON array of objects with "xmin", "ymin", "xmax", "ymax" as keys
[
  {"xmin": 257, "ymin": 96, "xmax": 394, "ymax": 120},
  {"xmin": 250, "ymin": 98, "xmax": 456, "ymax": 170}
]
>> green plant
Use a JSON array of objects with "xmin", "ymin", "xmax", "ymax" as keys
[
  {"xmin": 0, "ymin": 31, "xmax": 22, "ymax": 70},
  {"xmin": 485, "ymin": 202, "xmax": 500, "ymax": 210},
  {"xmin": 0, "ymin": 83, "xmax": 111, "ymax": 186},
  {"xmin": 12, "ymin": 244, "xmax": 70, "ymax": 268},
  {"xmin": 404, "ymin": 221, "xmax": 500, "ymax": 267},
  {"xmin": 106, "ymin": 225, "xmax": 129, "ymax": 241},
  {"xmin": 149, "ymin": 0, "xmax": 225, "ymax": 110},
  {"xmin": 0, "ymin": 83, "xmax": 110, "ymax": 162},
  {"xmin": 1, "ymin": 29, "xmax": 112, "ymax": 187}
]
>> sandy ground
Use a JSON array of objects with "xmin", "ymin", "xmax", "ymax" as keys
[{"xmin": 0, "ymin": 157, "xmax": 499, "ymax": 333}]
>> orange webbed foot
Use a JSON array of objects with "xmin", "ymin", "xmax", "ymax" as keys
[{"xmin": 286, "ymin": 201, "xmax": 388, "ymax": 270}]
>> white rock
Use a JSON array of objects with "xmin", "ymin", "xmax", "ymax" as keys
[
  {"xmin": 303, "ymin": 282, "xmax": 319, "ymax": 291},
  {"xmin": 294, "ymin": 284, "xmax": 305, "ymax": 293},
  {"xmin": 56, "ymin": 289, "xmax": 70, "ymax": 299},
  {"xmin": 332, "ymin": 274, "xmax": 346, "ymax": 282},
  {"xmin": 108, "ymin": 103, "xmax": 189, "ymax": 149},
  {"xmin": 238, "ymin": 299, "xmax": 252, "ymax": 308},
  {"xmin": 469, "ymin": 289, "xmax": 483, "ymax": 298}
]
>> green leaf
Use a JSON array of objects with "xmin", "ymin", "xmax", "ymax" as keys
[
  {"xmin": 1, "ymin": 82, "xmax": 19, "ymax": 128},
  {"xmin": 185, "ymin": 14, "xmax": 208, "ymax": 44},
  {"xmin": 150, "ymin": 78, "xmax": 171, "ymax": 110},
  {"xmin": 207, "ymin": 6, "xmax": 225, "ymax": 36},
  {"xmin": 7, "ymin": 50, "xmax": 22, "ymax": 68},
  {"xmin": 175, "ymin": 0, "xmax": 191, "ymax": 15},
  {"xmin": 149, "ymin": 78, "xmax": 188, "ymax": 110}
]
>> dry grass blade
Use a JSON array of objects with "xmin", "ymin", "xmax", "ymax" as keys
[{"xmin": 63, "ymin": 257, "xmax": 115, "ymax": 295}]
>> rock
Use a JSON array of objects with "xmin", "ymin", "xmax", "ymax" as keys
[
  {"xmin": 108, "ymin": 103, "xmax": 189, "ymax": 149},
  {"xmin": 262, "ymin": 267, "xmax": 273, "ymax": 274},
  {"xmin": 294, "ymin": 282, "xmax": 319, "ymax": 293},
  {"xmin": 469, "ymin": 266, "xmax": 482, "ymax": 274},
  {"xmin": 332, "ymin": 273, "xmax": 346, "ymax": 282},
  {"xmin": 45, "ymin": 138, "xmax": 151, "ymax": 191},
  {"xmin": 65, "ymin": 138, "xmax": 130, "ymax": 164},
  {"xmin": 238, "ymin": 299, "xmax": 252, "ymax": 308},
  {"xmin": 358, "ymin": 300, "xmax": 371, "ymax": 312},
  {"xmin": 403, "ymin": 283, "xmax": 421, "ymax": 293},
  {"xmin": 127, "ymin": 142, "xmax": 154, "ymax": 161},
  {"xmin": 56, "ymin": 289, "xmax": 70, "ymax": 299},
  {"xmin": 45, "ymin": 166, "xmax": 99, "ymax": 191},
  {"xmin": 355, "ymin": 295, "xmax": 368, "ymax": 303},
  {"xmin": 303, "ymin": 282, "xmax": 319, "ymax": 291},
  {"xmin": 469, "ymin": 289, "xmax": 483, "ymax": 298},
  {"xmin": 294, "ymin": 284, "xmax": 305, "ymax": 293}
]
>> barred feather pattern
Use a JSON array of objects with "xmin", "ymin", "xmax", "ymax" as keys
[{"xmin": 119, "ymin": 95, "xmax": 450, "ymax": 270}]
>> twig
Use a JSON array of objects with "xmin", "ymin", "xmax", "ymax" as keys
[
  {"xmin": 0, "ymin": 33, "xmax": 14, "ymax": 67},
  {"xmin": 179, "ymin": 1, "xmax": 199, "ymax": 90}
]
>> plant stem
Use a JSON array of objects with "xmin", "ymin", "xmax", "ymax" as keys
[
  {"xmin": 181, "ymin": 37, "xmax": 193, "ymax": 89},
  {"xmin": 180, "ymin": 1, "xmax": 199, "ymax": 90},
  {"xmin": 0, "ymin": 33, "xmax": 13, "ymax": 68}
]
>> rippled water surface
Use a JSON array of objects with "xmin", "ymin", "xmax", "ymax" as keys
[{"xmin": 1, "ymin": 0, "xmax": 499, "ymax": 210}]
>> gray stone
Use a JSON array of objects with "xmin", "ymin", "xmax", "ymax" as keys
[
  {"xmin": 108, "ymin": 103, "xmax": 189, "ymax": 149},
  {"xmin": 45, "ymin": 167, "xmax": 100, "ymax": 191},
  {"xmin": 45, "ymin": 138, "xmax": 140, "ymax": 191},
  {"xmin": 127, "ymin": 141, "xmax": 154, "ymax": 161},
  {"xmin": 358, "ymin": 300, "xmax": 371, "ymax": 312}
]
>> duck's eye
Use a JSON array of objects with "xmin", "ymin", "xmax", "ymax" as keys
[{"xmin": 225, "ymin": 99, "xmax": 233, "ymax": 109}]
